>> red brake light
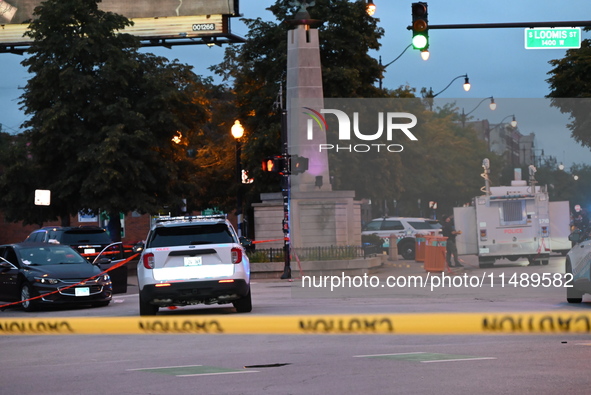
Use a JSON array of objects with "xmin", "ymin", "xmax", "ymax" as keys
[
  {"xmin": 231, "ymin": 247, "xmax": 242, "ymax": 264},
  {"xmin": 143, "ymin": 252, "xmax": 155, "ymax": 269}
]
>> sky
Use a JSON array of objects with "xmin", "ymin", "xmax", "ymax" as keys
[{"xmin": 1, "ymin": 0, "xmax": 590, "ymax": 167}]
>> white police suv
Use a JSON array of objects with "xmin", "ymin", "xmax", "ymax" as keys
[
  {"xmin": 565, "ymin": 230, "xmax": 591, "ymax": 303},
  {"xmin": 362, "ymin": 217, "xmax": 441, "ymax": 260},
  {"xmin": 137, "ymin": 215, "xmax": 251, "ymax": 315}
]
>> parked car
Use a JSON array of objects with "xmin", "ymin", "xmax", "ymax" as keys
[
  {"xmin": 136, "ymin": 215, "xmax": 251, "ymax": 316},
  {"xmin": 565, "ymin": 230, "xmax": 591, "ymax": 303},
  {"xmin": 0, "ymin": 243, "xmax": 112, "ymax": 311},
  {"xmin": 362, "ymin": 217, "xmax": 442, "ymax": 260},
  {"xmin": 24, "ymin": 226, "xmax": 128, "ymax": 293}
]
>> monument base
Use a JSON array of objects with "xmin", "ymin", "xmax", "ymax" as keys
[{"xmin": 253, "ymin": 190, "xmax": 361, "ymax": 249}]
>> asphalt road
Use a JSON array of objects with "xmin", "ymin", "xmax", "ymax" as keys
[{"xmin": 1, "ymin": 255, "xmax": 591, "ymax": 395}]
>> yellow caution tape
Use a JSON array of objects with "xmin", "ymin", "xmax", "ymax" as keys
[{"xmin": 1, "ymin": 312, "xmax": 590, "ymax": 336}]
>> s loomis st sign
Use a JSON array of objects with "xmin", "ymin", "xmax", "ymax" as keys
[{"xmin": 303, "ymin": 108, "xmax": 418, "ymax": 153}]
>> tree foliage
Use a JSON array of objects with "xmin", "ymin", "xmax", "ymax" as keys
[
  {"xmin": 0, "ymin": 0, "xmax": 229, "ymax": 230},
  {"xmin": 547, "ymin": 35, "xmax": 591, "ymax": 150}
]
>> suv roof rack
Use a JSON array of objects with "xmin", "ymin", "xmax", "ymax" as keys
[{"xmin": 153, "ymin": 214, "xmax": 227, "ymax": 225}]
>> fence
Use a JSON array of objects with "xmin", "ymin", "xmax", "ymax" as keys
[{"xmin": 247, "ymin": 244, "xmax": 382, "ymax": 263}]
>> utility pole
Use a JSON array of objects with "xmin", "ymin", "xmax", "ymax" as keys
[{"xmin": 280, "ymin": 109, "xmax": 291, "ymax": 280}]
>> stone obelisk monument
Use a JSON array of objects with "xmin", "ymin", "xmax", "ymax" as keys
[
  {"xmin": 254, "ymin": 2, "xmax": 361, "ymax": 250},
  {"xmin": 286, "ymin": 3, "xmax": 331, "ymax": 193}
]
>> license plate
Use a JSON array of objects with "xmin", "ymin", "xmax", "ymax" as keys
[
  {"xmin": 184, "ymin": 256, "xmax": 203, "ymax": 266},
  {"xmin": 75, "ymin": 287, "xmax": 90, "ymax": 297},
  {"xmin": 84, "ymin": 248, "xmax": 95, "ymax": 254}
]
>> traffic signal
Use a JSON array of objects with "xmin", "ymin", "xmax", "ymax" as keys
[
  {"xmin": 291, "ymin": 155, "xmax": 309, "ymax": 175},
  {"xmin": 411, "ymin": 2, "xmax": 429, "ymax": 50},
  {"xmin": 262, "ymin": 156, "xmax": 287, "ymax": 174}
]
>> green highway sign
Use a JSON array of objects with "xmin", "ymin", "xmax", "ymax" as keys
[{"xmin": 525, "ymin": 27, "xmax": 581, "ymax": 49}]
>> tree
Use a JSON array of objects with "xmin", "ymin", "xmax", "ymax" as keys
[
  {"xmin": 547, "ymin": 33, "xmax": 591, "ymax": 150},
  {"xmin": 0, "ymin": 0, "xmax": 214, "ymax": 236}
]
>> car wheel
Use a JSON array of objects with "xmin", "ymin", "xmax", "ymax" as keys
[
  {"xmin": 527, "ymin": 256, "xmax": 540, "ymax": 266},
  {"xmin": 232, "ymin": 288, "xmax": 252, "ymax": 313},
  {"xmin": 566, "ymin": 259, "xmax": 583, "ymax": 303},
  {"xmin": 478, "ymin": 257, "xmax": 494, "ymax": 268},
  {"xmin": 20, "ymin": 283, "xmax": 37, "ymax": 312},
  {"xmin": 139, "ymin": 293, "xmax": 159, "ymax": 316},
  {"xmin": 399, "ymin": 242, "xmax": 415, "ymax": 260}
]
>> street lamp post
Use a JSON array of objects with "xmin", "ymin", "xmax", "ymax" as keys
[
  {"xmin": 532, "ymin": 148, "xmax": 545, "ymax": 167},
  {"xmin": 487, "ymin": 114, "xmax": 518, "ymax": 164},
  {"xmin": 231, "ymin": 120, "xmax": 244, "ymax": 237},
  {"xmin": 461, "ymin": 96, "xmax": 496, "ymax": 127},
  {"xmin": 429, "ymin": 74, "xmax": 471, "ymax": 98},
  {"xmin": 378, "ymin": 44, "xmax": 412, "ymax": 89},
  {"xmin": 424, "ymin": 74, "xmax": 470, "ymax": 110}
]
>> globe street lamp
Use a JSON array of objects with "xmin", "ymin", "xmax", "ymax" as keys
[
  {"xmin": 231, "ymin": 120, "xmax": 244, "ymax": 237},
  {"xmin": 461, "ymin": 96, "xmax": 496, "ymax": 127},
  {"xmin": 366, "ymin": 0, "xmax": 376, "ymax": 16},
  {"xmin": 424, "ymin": 74, "xmax": 470, "ymax": 110},
  {"xmin": 430, "ymin": 74, "xmax": 471, "ymax": 98}
]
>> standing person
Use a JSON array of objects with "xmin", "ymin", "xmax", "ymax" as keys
[
  {"xmin": 441, "ymin": 215, "xmax": 462, "ymax": 268},
  {"xmin": 572, "ymin": 204, "xmax": 589, "ymax": 232}
]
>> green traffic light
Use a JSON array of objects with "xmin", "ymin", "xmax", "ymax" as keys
[{"xmin": 412, "ymin": 34, "xmax": 428, "ymax": 50}]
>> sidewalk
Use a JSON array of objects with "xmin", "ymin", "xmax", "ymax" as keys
[{"xmin": 262, "ymin": 253, "xmax": 478, "ymax": 282}]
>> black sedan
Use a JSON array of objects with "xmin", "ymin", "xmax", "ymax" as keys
[{"xmin": 0, "ymin": 243, "xmax": 112, "ymax": 311}]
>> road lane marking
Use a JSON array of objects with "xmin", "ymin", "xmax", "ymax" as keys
[
  {"xmin": 356, "ymin": 352, "xmax": 496, "ymax": 363},
  {"xmin": 421, "ymin": 357, "xmax": 497, "ymax": 363},
  {"xmin": 127, "ymin": 364, "xmax": 257, "ymax": 376}
]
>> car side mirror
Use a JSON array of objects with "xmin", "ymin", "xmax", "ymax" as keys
[
  {"xmin": 93, "ymin": 257, "xmax": 112, "ymax": 266},
  {"xmin": 239, "ymin": 236, "xmax": 255, "ymax": 252},
  {"xmin": 133, "ymin": 242, "xmax": 144, "ymax": 253}
]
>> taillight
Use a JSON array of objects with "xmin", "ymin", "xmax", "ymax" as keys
[
  {"xmin": 231, "ymin": 247, "xmax": 242, "ymax": 264},
  {"xmin": 143, "ymin": 252, "xmax": 155, "ymax": 269}
]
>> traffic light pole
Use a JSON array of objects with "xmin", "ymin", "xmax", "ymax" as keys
[{"xmin": 280, "ymin": 109, "xmax": 291, "ymax": 280}]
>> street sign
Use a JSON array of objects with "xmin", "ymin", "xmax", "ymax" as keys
[{"xmin": 525, "ymin": 27, "xmax": 581, "ymax": 49}]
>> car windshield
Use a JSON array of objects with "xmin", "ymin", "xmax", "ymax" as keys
[
  {"xmin": 408, "ymin": 221, "xmax": 437, "ymax": 230},
  {"xmin": 61, "ymin": 230, "xmax": 112, "ymax": 244},
  {"xmin": 147, "ymin": 224, "xmax": 235, "ymax": 248},
  {"xmin": 363, "ymin": 221, "xmax": 382, "ymax": 231},
  {"xmin": 428, "ymin": 221, "xmax": 442, "ymax": 229},
  {"xmin": 19, "ymin": 246, "xmax": 88, "ymax": 266}
]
